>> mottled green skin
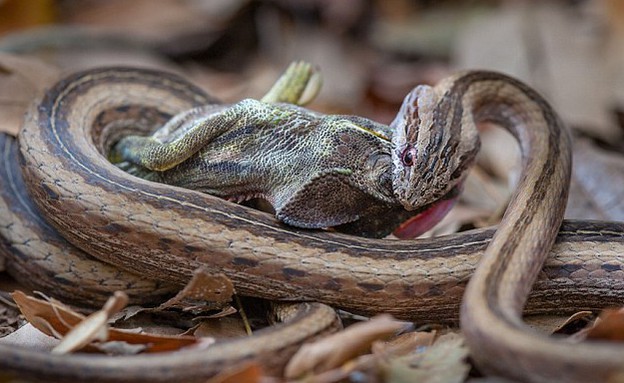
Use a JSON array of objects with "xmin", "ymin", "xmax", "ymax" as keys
[{"xmin": 114, "ymin": 99, "xmax": 420, "ymax": 237}]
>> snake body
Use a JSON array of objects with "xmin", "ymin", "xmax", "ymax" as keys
[{"xmin": 0, "ymin": 67, "xmax": 623, "ymax": 382}]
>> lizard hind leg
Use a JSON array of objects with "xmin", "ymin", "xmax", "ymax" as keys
[{"xmin": 261, "ymin": 61, "xmax": 323, "ymax": 106}]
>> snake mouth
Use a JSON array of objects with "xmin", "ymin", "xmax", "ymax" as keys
[{"xmin": 392, "ymin": 185, "xmax": 462, "ymax": 239}]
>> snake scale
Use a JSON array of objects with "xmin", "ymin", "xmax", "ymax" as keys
[{"xmin": 0, "ymin": 67, "xmax": 623, "ymax": 382}]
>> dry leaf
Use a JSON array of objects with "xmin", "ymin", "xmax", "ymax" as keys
[
  {"xmin": 61, "ymin": 0, "xmax": 242, "ymax": 43},
  {"xmin": 297, "ymin": 354, "xmax": 380, "ymax": 383},
  {"xmin": 585, "ymin": 308, "xmax": 624, "ymax": 341},
  {"xmin": 158, "ymin": 269, "xmax": 234, "ymax": 313},
  {"xmin": 12, "ymin": 290, "xmax": 200, "ymax": 353},
  {"xmin": 284, "ymin": 314, "xmax": 412, "ymax": 379},
  {"xmin": 383, "ymin": 333, "xmax": 470, "ymax": 383},
  {"xmin": 12, "ymin": 291, "xmax": 87, "ymax": 336},
  {"xmin": 566, "ymin": 138, "xmax": 624, "ymax": 221},
  {"xmin": 526, "ymin": 311, "xmax": 595, "ymax": 335},
  {"xmin": 0, "ymin": 323, "xmax": 59, "ymax": 351},
  {"xmin": 204, "ymin": 363, "xmax": 264, "ymax": 383},
  {"xmin": 111, "ymin": 305, "xmax": 148, "ymax": 322},
  {"xmin": 195, "ymin": 306, "xmax": 238, "ymax": 320},
  {"xmin": 0, "ymin": 53, "xmax": 59, "ymax": 135},
  {"xmin": 372, "ymin": 331, "xmax": 437, "ymax": 357},
  {"xmin": 190, "ymin": 316, "xmax": 247, "ymax": 339},
  {"xmin": 52, "ymin": 291, "xmax": 128, "ymax": 354},
  {"xmin": 456, "ymin": 2, "xmax": 622, "ymax": 142},
  {"xmin": 0, "ymin": 0, "xmax": 55, "ymax": 35}
]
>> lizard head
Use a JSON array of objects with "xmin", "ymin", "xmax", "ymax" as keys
[{"xmin": 390, "ymin": 84, "xmax": 480, "ymax": 212}]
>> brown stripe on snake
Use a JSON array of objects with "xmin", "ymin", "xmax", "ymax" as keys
[
  {"xmin": 3, "ymin": 67, "xmax": 624, "ymax": 382},
  {"xmin": 427, "ymin": 77, "xmax": 468, "ymax": 177},
  {"xmin": 0, "ymin": 133, "xmax": 179, "ymax": 306},
  {"xmin": 466, "ymin": 73, "xmax": 564, "ymax": 315}
]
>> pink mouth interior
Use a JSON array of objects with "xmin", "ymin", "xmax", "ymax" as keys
[{"xmin": 392, "ymin": 195, "xmax": 458, "ymax": 239}]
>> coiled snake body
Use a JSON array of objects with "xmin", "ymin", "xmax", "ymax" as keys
[{"xmin": 0, "ymin": 67, "xmax": 623, "ymax": 382}]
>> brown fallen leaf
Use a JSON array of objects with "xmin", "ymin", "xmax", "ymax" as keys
[
  {"xmin": 526, "ymin": 311, "xmax": 595, "ymax": 336},
  {"xmin": 158, "ymin": 269, "xmax": 235, "ymax": 313},
  {"xmin": 585, "ymin": 308, "xmax": 624, "ymax": 341},
  {"xmin": 0, "ymin": 53, "xmax": 59, "ymax": 136},
  {"xmin": 203, "ymin": 363, "xmax": 265, "ymax": 383},
  {"xmin": 293, "ymin": 354, "xmax": 380, "ymax": 383},
  {"xmin": 566, "ymin": 137, "xmax": 624, "ymax": 221},
  {"xmin": 61, "ymin": 0, "xmax": 238, "ymax": 43},
  {"xmin": 52, "ymin": 291, "xmax": 128, "ymax": 354},
  {"xmin": 372, "ymin": 330, "xmax": 437, "ymax": 357},
  {"xmin": 283, "ymin": 334, "xmax": 435, "ymax": 383},
  {"xmin": 284, "ymin": 314, "xmax": 412, "ymax": 379},
  {"xmin": 302, "ymin": 331, "xmax": 465, "ymax": 383},
  {"xmin": 12, "ymin": 290, "xmax": 200, "ymax": 353},
  {"xmin": 190, "ymin": 316, "xmax": 247, "ymax": 339},
  {"xmin": 12, "ymin": 291, "xmax": 87, "ymax": 336},
  {"xmin": 456, "ymin": 2, "xmax": 622, "ymax": 142}
]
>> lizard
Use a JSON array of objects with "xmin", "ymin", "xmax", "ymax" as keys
[{"xmin": 110, "ymin": 61, "xmax": 479, "ymax": 238}]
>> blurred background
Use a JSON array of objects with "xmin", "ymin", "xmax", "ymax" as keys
[{"xmin": 1, "ymin": 0, "xmax": 623, "ymax": 232}]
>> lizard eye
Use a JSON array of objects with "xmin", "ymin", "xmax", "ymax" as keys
[{"xmin": 401, "ymin": 146, "xmax": 416, "ymax": 167}]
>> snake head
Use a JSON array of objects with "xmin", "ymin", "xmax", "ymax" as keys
[{"xmin": 391, "ymin": 84, "xmax": 480, "ymax": 211}]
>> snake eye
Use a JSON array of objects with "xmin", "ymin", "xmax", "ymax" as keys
[{"xmin": 401, "ymin": 146, "xmax": 416, "ymax": 167}]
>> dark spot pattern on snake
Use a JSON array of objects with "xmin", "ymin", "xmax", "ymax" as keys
[
  {"xmin": 282, "ymin": 267, "xmax": 307, "ymax": 278},
  {"xmin": 357, "ymin": 282, "xmax": 384, "ymax": 292}
]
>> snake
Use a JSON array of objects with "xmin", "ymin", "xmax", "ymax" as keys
[{"xmin": 0, "ymin": 67, "xmax": 623, "ymax": 382}]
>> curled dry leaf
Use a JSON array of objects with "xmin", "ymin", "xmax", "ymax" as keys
[
  {"xmin": 12, "ymin": 290, "xmax": 87, "ymax": 337},
  {"xmin": 11, "ymin": 290, "xmax": 200, "ymax": 353},
  {"xmin": 158, "ymin": 269, "xmax": 235, "ymax": 313},
  {"xmin": 284, "ymin": 314, "xmax": 412, "ymax": 379},
  {"xmin": 526, "ymin": 311, "xmax": 594, "ymax": 336},
  {"xmin": 52, "ymin": 291, "xmax": 129, "ymax": 354}
]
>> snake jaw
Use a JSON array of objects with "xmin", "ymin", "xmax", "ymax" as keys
[{"xmin": 392, "ymin": 183, "xmax": 462, "ymax": 239}]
